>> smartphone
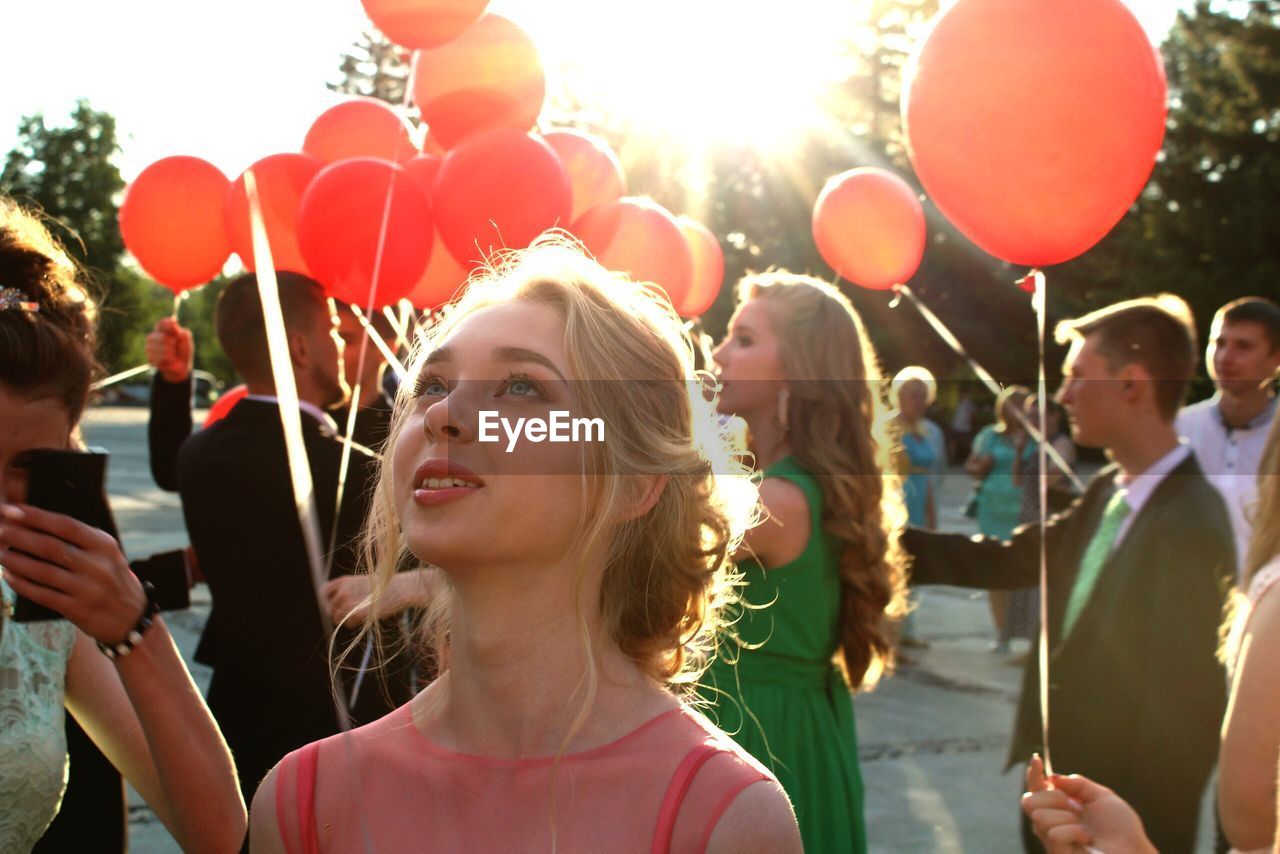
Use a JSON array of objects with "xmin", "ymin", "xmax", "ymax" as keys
[{"xmin": 8, "ymin": 448, "xmax": 119, "ymax": 622}]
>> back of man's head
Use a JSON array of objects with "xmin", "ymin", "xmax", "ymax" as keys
[
  {"xmin": 1055, "ymin": 293, "xmax": 1197, "ymax": 422},
  {"xmin": 216, "ymin": 272, "xmax": 329, "ymax": 385},
  {"xmin": 1216, "ymin": 296, "xmax": 1280, "ymax": 353}
]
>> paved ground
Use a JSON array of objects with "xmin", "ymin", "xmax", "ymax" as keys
[{"xmin": 78, "ymin": 405, "xmax": 1213, "ymax": 852}]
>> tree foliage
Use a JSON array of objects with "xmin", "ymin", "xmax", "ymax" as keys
[{"xmin": 1, "ymin": 100, "xmax": 171, "ymax": 373}]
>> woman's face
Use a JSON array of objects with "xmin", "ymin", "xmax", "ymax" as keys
[
  {"xmin": 0, "ymin": 387, "xmax": 73, "ymax": 505},
  {"xmin": 711, "ymin": 297, "xmax": 787, "ymax": 419},
  {"xmin": 897, "ymin": 380, "xmax": 929, "ymax": 422},
  {"xmin": 393, "ymin": 301, "xmax": 592, "ymax": 575}
]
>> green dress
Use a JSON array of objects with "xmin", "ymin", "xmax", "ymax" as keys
[{"xmin": 697, "ymin": 456, "xmax": 866, "ymax": 854}]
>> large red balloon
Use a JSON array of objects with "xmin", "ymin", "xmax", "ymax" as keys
[
  {"xmin": 303, "ymin": 99, "xmax": 418, "ymax": 164},
  {"xmin": 544, "ymin": 129, "xmax": 627, "ymax": 223},
  {"xmin": 411, "ymin": 14, "xmax": 545, "ymax": 149},
  {"xmin": 408, "ymin": 230, "xmax": 471, "ymax": 310},
  {"xmin": 812, "ymin": 168, "xmax": 925, "ymax": 291},
  {"xmin": 903, "ymin": 0, "xmax": 1166, "ymax": 267},
  {"xmin": 400, "ymin": 154, "xmax": 442, "ymax": 197},
  {"xmin": 433, "ymin": 129, "xmax": 572, "ymax": 265},
  {"xmin": 361, "ymin": 0, "xmax": 489, "ymax": 48},
  {"xmin": 296, "ymin": 158, "xmax": 435, "ymax": 308},
  {"xmin": 226, "ymin": 153, "xmax": 323, "ymax": 275},
  {"xmin": 675, "ymin": 216, "xmax": 724, "ymax": 318},
  {"xmin": 572, "ymin": 198, "xmax": 693, "ymax": 309},
  {"xmin": 120, "ymin": 156, "xmax": 231, "ymax": 292}
]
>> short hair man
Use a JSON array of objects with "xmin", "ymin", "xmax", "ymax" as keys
[
  {"xmin": 904, "ymin": 294, "xmax": 1235, "ymax": 853},
  {"xmin": 147, "ymin": 272, "xmax": 413, "ymax": 802},
  {"xmin": 1177, "ymin": 297, "xmax": 1280, "ymax": 581}
]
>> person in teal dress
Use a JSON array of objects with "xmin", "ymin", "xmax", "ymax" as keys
[
  {"xmin": 964, "ymin": 386, "xmax": 1034, "ymax": 650},
  {"xmin": 699, "ymin": 271, "xmax": 909, "ymax": 854}
]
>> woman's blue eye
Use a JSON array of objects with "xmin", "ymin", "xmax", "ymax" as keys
[
  {"xmin": 418, "ymin": 377, "xmax": 448, "ymax": 397},
  {"xmin": 503, "ymin": 376, "xmax": 539, "ymax": 397}
]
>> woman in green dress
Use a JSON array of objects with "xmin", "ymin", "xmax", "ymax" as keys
[{"xmin": 699, "ymin": 272, "xmax": 908, "ymax": 853}]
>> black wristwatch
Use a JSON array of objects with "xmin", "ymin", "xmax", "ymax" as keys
[{"xmin": 97, "ymin": 580, "xmax": 161, "ymax": 660}]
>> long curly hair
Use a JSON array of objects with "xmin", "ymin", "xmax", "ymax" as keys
[
  {"xmin": 341, "ymin": 238, "xmax": 759, "ymax": 699},
  {"xmin": 739, "ymin": 272, "xmax": 909, "ymax": 690}
]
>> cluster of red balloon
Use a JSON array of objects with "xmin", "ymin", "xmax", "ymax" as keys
[
  {"xmin": 120, "ymin": 0, "xmax": 726, "ymax": 319},
  {"xmin": 812, "ymin": 0, "xmax": 1167, "ymax": 289}
]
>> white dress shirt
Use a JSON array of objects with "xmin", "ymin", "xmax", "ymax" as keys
[
  {"xmin": 1111, "ymin": 442, "xmax": 1193, "ymax": 550},
  {"xmin": 1177, "ymin": 394, "xmax": 1277, "ymax": 580}
]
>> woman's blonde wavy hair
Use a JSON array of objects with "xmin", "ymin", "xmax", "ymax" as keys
[
  {"xmin": 738, "ymin": 271, "xmax": 910, "ymax": 691},
  {"xmin": 338, "ymin": 237, "xmax": 759, "ymax": 707},
  {"xmin": 1222, "ymin": 407, "xmax": 1280, "ymax": 664}
]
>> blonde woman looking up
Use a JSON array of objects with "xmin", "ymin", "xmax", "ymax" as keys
[
  {"xmin": 249, "ymin": 242, "xmax": 801, "ymax": 853},
  {"xmin": 700, "ymin": 272, "xmax": 908, "ymax": 854}
]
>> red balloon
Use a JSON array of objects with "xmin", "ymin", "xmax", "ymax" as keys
[
  {"xmin": 225, "ymin": 153, "xmax": 323, "ymax": 275},
  {"xmin": 903, "ymin": 0, "xmax": 1167, "ymax": 267},
  {"xmin": 408, "ymin": 230, "xmax": 471, "ymax": 309},
  {"xmin": 120, "ymin": 156, "xmax": 231, "ymax": 292},
  {"xmin": 296, "ymin": 158, "xmax": 435, "ymax": 308},
  {"xmin": 401, "ymin": 154, "xmax": 442, "ymax": 197},
  {"xmin": 203, "ymin": 384, "xmax": 248, "ymax": 427},
  {"xmin": 361, "ymin": 0, "xmax": 489, "ymax": 48},
  {"xmin": 433, "ymin": 129, "xmax": 572, "ymax": 265},
  {"xmin": 411, "ymin": 14, "xmax": 544, "ymax": 149},
  {"xmin": 303, "ymin": 98, "xmax": 419, "ymax": 164},
  {"xmin": 812, "ymin": 168, "xmax": 925, "ymax": 291},
  {"xmin": 572, "ymin": 198, "xmax": 693, "ymax": 309},
  {"xmin": 675, "ymin": 217, "xmax": 724, "ymax": 318},
  {"xmin": 544, "ymin": 129, "xmax": 627, "ymax": 223}
]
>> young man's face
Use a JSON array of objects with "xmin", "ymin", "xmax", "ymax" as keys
[
  {"xmin": 1208, "ymin": 318, "xmax": 1280, "ymax": 397},
  {"xmin": 1056, "ymin": 335, "xmax": 1128, "ymax": 449}
]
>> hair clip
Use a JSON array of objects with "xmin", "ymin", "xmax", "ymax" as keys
[{"xmin": 0, "ymin": 287, "xmax": 39, "ymax": 313}]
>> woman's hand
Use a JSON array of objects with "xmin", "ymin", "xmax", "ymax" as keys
[
  {"xmin": 322, "ymin": 568, "xmax": 439, "ymax": 626},
  {"xmin": 1021, "ymin": 755, "xmax": 1156, "ymax": 854},
  {"xmin": 323, "ymin": 574, "xmax": 375, "ymax": 626},
  {"xmin": 965, "ymin": 454, "xmax": 994, "ymax": 479},
  {"xmin": 0, "ymin": 503, "xmax": 147, "ymax": 645}
]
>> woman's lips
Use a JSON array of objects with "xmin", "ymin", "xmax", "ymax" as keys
[{"xmin": 411, "ymin": 459, "xmax": 484, "ymax": 507}]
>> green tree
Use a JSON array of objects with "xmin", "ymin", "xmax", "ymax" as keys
[
  {"xmin": 1, "ymin": 100, "xmax": 170, "ymax": 373},
  {"xmin": 1057, "ymin": 0, "xmax": 1280, "ymax": 388}
]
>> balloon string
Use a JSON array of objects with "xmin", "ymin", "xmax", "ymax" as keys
[
  {"xmin": 1030, "ymin": 268, "xmax": 1053, "ymax": 777},
  {"xmin": 351, "ymin": 304, "xmax": 409, "ymax": 382},
  {"xmin": 172, "ymin": 290, "xmax": 186, "ymax": 320},
  {"xmin": 334, "ymin": 81, "xmax": 420, "ymax": 707},
  {"xmin": 91, "ymin": 363, "xmax": 151, "ymax": 392},
  {"xmin": 244, "ymin": 169, "xmax": 350, "ymax": 732},
  {"xmin": 891, "ymin": 283, "xmax": 1084, "ymax": 492}
]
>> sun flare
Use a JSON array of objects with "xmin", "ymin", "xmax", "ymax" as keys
[{"xmin": 501, "ymin": 0, "xmax": 867, "ymax": 152}]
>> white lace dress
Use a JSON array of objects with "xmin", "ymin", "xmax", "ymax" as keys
[{"xmin": 0, "ymin": 578, "xmax": 77, "ymax": 852}]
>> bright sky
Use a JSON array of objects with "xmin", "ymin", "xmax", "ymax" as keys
[{"xmin": 1, "ymin": 0, "xmax": 1186, "ymax": 183}]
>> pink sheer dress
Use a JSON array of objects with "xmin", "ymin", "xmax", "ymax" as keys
[{"xmin": 274, "ymin": 702, "xmax": 777, "ymax": 853}]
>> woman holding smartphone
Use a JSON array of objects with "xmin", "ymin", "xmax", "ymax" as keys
[{"xmin": 0, "ymin": 198, "xmax": 244, "ymax": 851}]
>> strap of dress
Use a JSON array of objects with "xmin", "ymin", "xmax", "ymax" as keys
[
  {"xmin": 277, "ymin": 742, "xmax": 322, "ymax": 854},
  {"xmin": 1246, "ymin": 558, "xmax": 1280, "ymax": 606},
  {"xmin": 651, "ymin": 743, "xmax": 719, "ymax": 854}
]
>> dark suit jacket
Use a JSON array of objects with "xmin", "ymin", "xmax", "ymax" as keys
[
  {"xmin": 174, "ymin": 396, "xmax": 410, "ymax": 798},
  {"xmin": 904, "ymin": 455, "xmax": 1234, "ymax": 854}
]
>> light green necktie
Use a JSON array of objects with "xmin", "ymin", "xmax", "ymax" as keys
[{"xmin": 1062, "ymin": 490, "xmax": 1131, "ymax": 638}]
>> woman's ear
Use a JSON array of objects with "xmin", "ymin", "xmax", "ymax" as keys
[{"xmin": 618, "ymin": 474, "xmax": 670, "ymax": 522}]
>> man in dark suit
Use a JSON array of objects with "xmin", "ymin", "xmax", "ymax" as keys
[
  {"xmin": 904, "ymin": 295, "xmax": 1235, "ymax": 853},
  {"xmin": 148, "ymin": 272, "xmax": 412, "ymax": 802}
]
